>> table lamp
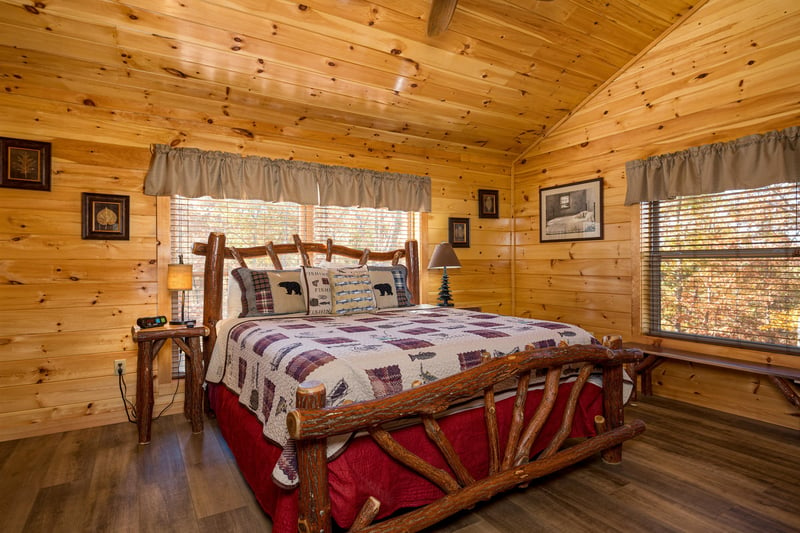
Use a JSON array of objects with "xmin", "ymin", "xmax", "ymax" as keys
[
  {"xmin": 167, "ymin": 255, "xmax": 193, "ymax": 325},
  {"xmin": 427, "ymin": 242, "xmax": 461, "ymax": 307}
]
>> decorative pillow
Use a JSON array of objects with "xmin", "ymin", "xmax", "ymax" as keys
[
  {"xmin": 226, "ymin": 272, "xmax": 243, "ymax": 318},
  {"xmin": 300, "ymin": 266, "xmax": 332, "ymax": 315},
  {"xmin": 368, "ymin": 265, "xmax": 413, "ymax": 308},
  {"xmin": 328, "ymin": 265, "xmax": 376, "ymax": 315},
  {"xmin": 230, "ymin": 268, "xmax": 306, "ymax": 317}
]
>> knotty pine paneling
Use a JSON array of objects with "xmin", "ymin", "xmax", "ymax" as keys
[
  {"xmin": 0, "ymin": 68, "xmax": 509, "ymax": 443},
  {"xmin": 650, "ymin": 362, "xmax": 796, "ymax": 429},
  {"xmin": 513, "ymin": 0, "xmax": 800, "ymax": 429}
]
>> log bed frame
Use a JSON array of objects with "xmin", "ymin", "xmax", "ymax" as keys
[{"xmin": 193, "ymin": 232, "xmax": 645, "ymax": 533}]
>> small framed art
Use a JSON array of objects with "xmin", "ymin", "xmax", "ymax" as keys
[
  {"xmin": 448, "ymin": 217, "xmax": 470, "ymax": 248},
  {"xmin": 0, "ymin": 137, "xmax": 51, "ymax": 191},
  {"xmin": 82, "ymin": 192, "xmax": 130, "ymax": 240},
  {"xmin": 478, "ymin": 189, "xmax": 499, "ymax": 218},
  {"xmin": 539, "ymin": 178, "xmax": 603, "ymax": 242}
]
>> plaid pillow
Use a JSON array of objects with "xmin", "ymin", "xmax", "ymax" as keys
[
  {"xmin": 230, "ymin": 268, "xmax": 306, "ymax": 317},
  {"xmin": 368, "ymin": 265, "xmax": 413, "ymax": 308}
]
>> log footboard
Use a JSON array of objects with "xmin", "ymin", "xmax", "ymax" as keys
[{"xmin": 288, "ymin": 342, "xmax": 644, "ymax": 533}]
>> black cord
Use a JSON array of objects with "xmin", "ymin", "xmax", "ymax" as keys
[
  {"xmin": 117, "ymin": 350, "xmax": 183, "ymax": 423},
  {"xmin": 118, "ymin": 369, "xmax": 137, "ymax": 424},
  {"xmin": 154, "ymin": 351, "xmax": 183, "ymax": 420}
]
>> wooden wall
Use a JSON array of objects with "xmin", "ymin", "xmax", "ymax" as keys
[
  {"xmin": 2, "ymin": 0, "xmax": 797, "ymax": 441},
  {"xmin": 514, "ymin": 0, "xmax": 800, "ymax": 429},
  {"xmin": 0, "ymin": 77, "xmax": 510, "ymax": 442}
]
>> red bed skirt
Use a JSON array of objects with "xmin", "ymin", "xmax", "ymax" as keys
[{"xmin": 209, "ymin": 380, "xmax": 603, "ymax": 533}]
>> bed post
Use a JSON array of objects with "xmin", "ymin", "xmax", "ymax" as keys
[
  {"xmin": 601, "ymin": 334, "xmax": 625, "ymax": 464},
  {"xmin": 294, "ymin": 381, "xmax": 332, "ymax": 533},
  {"xmin": 202, "ymin": 232, "xmax": 226, "ymax": 374},
  {"xmin": 406, "ymin": 239, "xmax": 420, "ymax": 305}
]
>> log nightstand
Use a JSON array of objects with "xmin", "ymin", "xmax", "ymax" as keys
[{"xmin": 131, "ymin": 323, "xmax": 209, "ymax": 444}]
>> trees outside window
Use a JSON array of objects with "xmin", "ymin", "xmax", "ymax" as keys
[{"xmin": 641, "ymin": 182, "xmax": 800, "ymax": 353}]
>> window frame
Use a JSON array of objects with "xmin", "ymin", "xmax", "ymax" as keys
[
  {"xmin": 165, "ymin": 196, "xmax": 420, "ymax": 376},
  {"xmin": 640, "ymin": 183, "xmax": 800, "ymax": 355}
]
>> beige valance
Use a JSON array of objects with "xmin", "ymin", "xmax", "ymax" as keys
[
  {"xmin": 625, "ymin": 126, "xmax": 799, "ymax": 205},
  {"xmin": 144, "ymin": 144, "xmax": 432, "ymax": 212}
]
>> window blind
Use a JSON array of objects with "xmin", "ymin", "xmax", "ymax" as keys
[
  {"xmin": 641, "ymin": 182, "xmax": 800, "ymax": 354},
  {"xmin": 169, "ymin": 196, "xmax": 418, "ymax": 375}
]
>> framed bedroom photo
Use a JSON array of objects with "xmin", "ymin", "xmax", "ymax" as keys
[
  {"xmin": 539, "ymin": 178, "xmax": 603, "ymax": 242},
  {"xmin": 82, "ymin": 192, "xmax": 130, "ymax": 240},
  {"xmin": 478, "ymin": 189, "xmax": 499, "ymax": 218},
  {"xmin": 0, "ymin": 137, "xmax": 51, "ymax": 191},
  {"xmin": 448, "ymin": 217, "xmax": 470, "ymax": 248}
]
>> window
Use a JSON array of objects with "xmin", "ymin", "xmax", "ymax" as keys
[
  {"xmin": 640, "ymin": 182, "xmax": 800, "ymax": 354},
  {"xmin": 169, "ymin": 195, "xmax": 418, "ymax": 330}
]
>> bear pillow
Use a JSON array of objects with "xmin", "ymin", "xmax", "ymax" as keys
[{"xmin": 230, "ymin": 268, "xmax": 306, "ymax": 317}]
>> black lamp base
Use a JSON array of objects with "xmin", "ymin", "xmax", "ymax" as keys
[{"xmin": 436, "ymin": 268, "xmax": 454, "ymax": 307}]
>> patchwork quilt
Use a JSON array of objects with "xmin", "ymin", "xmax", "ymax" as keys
[{"xmin": 205, "ymin": 307, "xmax": 599, "ymax": 487}]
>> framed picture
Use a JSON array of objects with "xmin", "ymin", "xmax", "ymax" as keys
[
  {"xmin": 478, "ymin": 189, "xmax": 499, "ymax": 218},
  {"xmin": 448, "ymin": 217, "xmax": 470, "ymax": 248},
  {"xmin": 82, "ymin": 192, "xmax": 130, "ymax": 240},
  {"xmin": 539, "ymin": 178, "xmax": 603, "ymax": 242},
  {"xmin": 0, "ymin": 137, "xmax": 51, "ymax": 191}
]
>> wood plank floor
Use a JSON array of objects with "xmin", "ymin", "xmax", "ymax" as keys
[{"xmin": 1, "ymin": 396, "xmax": 798, "ymax": 532}]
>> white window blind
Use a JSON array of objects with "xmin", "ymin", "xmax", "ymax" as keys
[
  {"xmin": 640, "ymin": 182, "xmax": 800, "ymax": 354},
  {"xmin": 168, "ymin": 196, "xmax": 419, "ymax": 374}
]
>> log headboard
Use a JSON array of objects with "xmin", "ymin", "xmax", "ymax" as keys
[{"xmin": 191, "ymin": 232, "xmax": 420, "ymax": 359}]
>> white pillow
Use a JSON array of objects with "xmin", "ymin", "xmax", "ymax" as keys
[
  {"xmin": 226, "ymin": 272, "xmax": 242, "ymax": 318},
  {"xmin": 300, "ymin": 266, "xmax": 332, "ymax": 315}
]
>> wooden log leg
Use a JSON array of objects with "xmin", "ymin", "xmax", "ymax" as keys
[
  {"xmin": 296, "ymin": 382, "xmax": 332, "ymax": 533},
  {"xmin": 184, "ymin": 343, "xmax": 193, "ymax": 421},
  {"xmin": 634, "ymin": 354, "xmax": 662, "ymax": 396},
  {"xmin": 187, "ymin": 336, "xmax": 204, "ymax": 433},
  {"xmin": 600, "ymin": 364, "xmax": 624, "ymax": 464},
  {"xmin": 136, "ymin": 340, "xmax": 155, "ymax": 445},
  {"xmin": 643, "ymin": 368, "xmax": 653, "ymax": 396}
]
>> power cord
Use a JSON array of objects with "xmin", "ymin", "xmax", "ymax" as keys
[
  {"xmin": 117, "ymin": 351, "xmax": 183, "ymax": 423},
  {"xmin": 154, "ymin": 351, "xmax": 183, "ymax": 419},
  {"xmin": 118, "ymin": 364, "xmax": 137, "ymax": 423}
]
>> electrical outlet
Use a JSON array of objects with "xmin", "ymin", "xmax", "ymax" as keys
[{"xmin": 114, "ymin": 359, "xmax": 126, "ymax": 376}]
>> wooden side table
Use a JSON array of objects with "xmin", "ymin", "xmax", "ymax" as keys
[{"xmin": 131, "ymin": 323, "xmax": 209, "ymax": 444}]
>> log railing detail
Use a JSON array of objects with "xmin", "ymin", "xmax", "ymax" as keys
[
  {"xmin": 288, "ymin": 343, "xmax": 645, "ymax": 533},
  {"xmin": 481, "ymin": 351, "xmax": 501, "ymax": 476},
  {"xmin": 367, "ymin": 426, "xmax": 461, "ymax": 494},
  {"xmin": 540, "ymin": 363, "xmax": 595, "ymax": 460},
  {"xmin": 421, "ymin": 415, "xmax": 475, "ymax": 487},
  {"xmin": 265, "ymin": 241, "xmax": 283, "ymax": 270},
  {"xmin": 193, "ymin": 232, "xmax": 421, "ymax": 359},
  {"xmin": 350, "ymin": 496, "xmax": 381, "ymax": 532},
  {"xmin": 512, "ymin": 366, "xmax": 561, "ymax": 467},
  {"xmin": 501, "ymin": 369, "xmax": 531, "ymax": 470}
]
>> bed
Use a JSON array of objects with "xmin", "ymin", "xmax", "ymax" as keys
[{"xmin": 192, "ymin": 232, "xmax": 644, "ymax": 533}]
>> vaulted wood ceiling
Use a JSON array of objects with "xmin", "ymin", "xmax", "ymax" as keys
[{"xmin": 0, "ymin": 0, "xmax": 698, "ymax": 161}]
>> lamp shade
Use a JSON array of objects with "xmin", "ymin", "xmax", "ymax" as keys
[
  {"xmin": 167, "ymin": 263, "xmax": 193, "ymax": 291},
  {"xmin": 427, "ymin": 242, "xmax": 461, "ymax": 269}
]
